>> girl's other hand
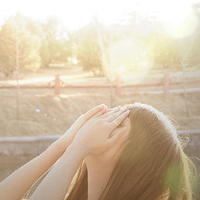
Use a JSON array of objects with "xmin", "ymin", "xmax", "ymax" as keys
[
  {"xmin": 71, "ymin": 108, "xmax": 130, "ymax": 156},
  {"xmin": 54, "ymin": 104, "xmax": 107, "ymax": 153}
]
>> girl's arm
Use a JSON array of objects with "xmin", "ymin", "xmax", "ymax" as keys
[
  {"xmin": 0, "ymin": 142, "xmax": 64, "ymax": 200},
  {"xmin": 0, "ymin": 104, "xmax": 106, "ymax": 200},
  {"xmin": 29, "ymin": 143, "xmax": 85, "ymax": 200},
  {"xmin": 29, "ymin": 107, "xmax": 129, "ymax": 200}
]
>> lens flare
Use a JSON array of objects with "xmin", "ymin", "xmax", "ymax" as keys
[{"xmin": 164, "ymin": 11, "xmax": 198, "ymax": 38}]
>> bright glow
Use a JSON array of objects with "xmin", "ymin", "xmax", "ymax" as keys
[
  {"xmin": 107, "ymin": 38, "xmax": 153, "ymax": 82},
  {"xmin": 96, "ymin": 0, "xmax": 135, "ymax": 24},
  {"xmin": 158, "ymin": 1, "xmax": 198, "ymax": 38},
  {"xmin": 0, "ymin": 0, "xmax": 197, "ymax": 32},
  {"xmin": 135, "ymin": 0, "xmax": 198, "ymax": 38},
  {"xmin": 0, "ymin": 0, "xmax": 134, "ymax": 30},
  {"xmin": 117, "ymin": 66, "xmax": 125, "ymax": 72},
  {"xmin": 68, "ymin": 57, "xmax": 78, "ymax": 65},
  {"xmin": 164, "ymin": 11, "xmax": 198, "ymax": 38},
  {"xmin": 110, "ymin": 39, "xmax": 152, "ymax": 70},
  {"xmin": 0, "ymin": 0, "xmax": 96, "ymax": 31}
]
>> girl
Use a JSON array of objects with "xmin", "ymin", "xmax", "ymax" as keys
[{"xmin": 0, "ymin": 103, "xmax": 194, "ymax": 200}]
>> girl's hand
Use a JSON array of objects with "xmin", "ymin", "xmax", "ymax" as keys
[
  {"xmin": 71, "ymin": 108, "xmax": 130, "ymax": 156},
  {"xmin": 54, "ymin": 104, "xmax": 107, "ymax": 153}
]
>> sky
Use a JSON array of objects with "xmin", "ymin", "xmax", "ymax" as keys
[{"xmin": 0, "ymin": 0, "xmax": 199, "ymax": 31}]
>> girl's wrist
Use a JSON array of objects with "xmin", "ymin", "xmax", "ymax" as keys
[{"xmin": 69, "ymin": 141, "xmax": 89, "ymax": 158}]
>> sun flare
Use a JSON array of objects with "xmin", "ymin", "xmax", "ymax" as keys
[
  {"xmin": 135, "ymin": 0, "xmax": 198, "ymax": 38},
  {"xmin": 0, "ymin": 0, "xmax": 197, "ymax": 33}
]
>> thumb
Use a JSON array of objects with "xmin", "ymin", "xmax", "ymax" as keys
[{"xmin": 107, "ymin": 127, "xmax": 127, "ymax": 146}]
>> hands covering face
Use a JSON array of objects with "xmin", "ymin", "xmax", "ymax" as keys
[{"xmin": 71, "ymin": 105, "xmax": 130, "ymax": 156}]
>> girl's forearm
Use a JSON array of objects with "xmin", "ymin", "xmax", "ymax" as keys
[
  {"xmin": 0, "ymin": 142, "xmax": 65, "ymax": 200},
  {"xmin": 29, "ymin": 144, "xmax": 85, "ymax": 200}
]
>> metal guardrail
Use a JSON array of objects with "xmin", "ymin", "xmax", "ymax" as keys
[
  {"xmin": 0, "ymin": 130, "xmax": 199, "ymax": 157},
  {"xmin": 0, "ymin": 135, "xmax": 61, "ymax": 142},
  {"xmin": 0, "ymin": 130, "xmax": 199, "ymax": 143}
]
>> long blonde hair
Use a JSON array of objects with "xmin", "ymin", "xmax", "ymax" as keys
[{"xmin": 67, "ymin": 103, "xmax": 194, "ymax": 200}]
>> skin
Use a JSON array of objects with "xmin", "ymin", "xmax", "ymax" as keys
[
  {"xmin": 0, "ymin": 104, "xmax": 106, "ymax": 200},
  {"xmin": 0, "ymin": 104, "xmax": 130, "ymax": 200},
  {"xmin": 86, "ymin": 116, "xmax": 131, "ymax": 200},
  {"xmin": 30, "ymin": 107, "xmax": 130, "ymax": 200}
]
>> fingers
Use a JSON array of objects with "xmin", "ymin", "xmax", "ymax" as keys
[
  {"xmin": 109, "ymin": 110, "xmax": 130, "ymax": 130},
  {"xmin": 104, "ymin": 107, "xmax": 127, "ymax": 122},
  {"xmin": 72, "ymin": 104, "xmax": 106, "ymax": 130},
  {"xmin": 107, "ymin": 126, "xmax": 127, "ymax": 146},
  {"xmin": 84, "ymin": 104, "xmax": 106, "ymax": 121},
  {"xmin": 90, "ymin": 106, "xmax": 107, "ymax": 119},
  {"xmin": 98, "ymin": 106, "xmax": 121, "ymax": 119}
]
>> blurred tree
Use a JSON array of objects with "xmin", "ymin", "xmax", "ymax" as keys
[
  {"xmin": 189, "ymin": 35, "xmax": 200, "ymax": 68},
  {"xmin": 187, "ymin": 3, "xmax": 200, "ymax": 69},
  {"xmin": 147, "ymin": 32, "xmax": 181, "ymax": 70},
  {"xmin": 21, "ymin": 16, "xmax": 72, "ymax": 68},
  {"xmin": 74, "ymin": 22, "xmax": 104, "ymax": 76},
  {"xmin": 39, "ymin": 17, "xmax": 72, "ymax": 68},
  {"xmin": 0, "ymin": 15, "xmax": 41, "ymax": 77}
]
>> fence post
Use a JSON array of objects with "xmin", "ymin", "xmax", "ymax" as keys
[{"xmin": 54, "ymin": 74, "xmax": 60, "ymax": 95}]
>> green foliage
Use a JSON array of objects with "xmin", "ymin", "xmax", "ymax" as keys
[
  {"xmin": 39, "ymin": 39, "xmax": 51, "ymax": 68},
  {"xmin": 74, "ymin": 23, "xmax": 104, "ymax": 76},
  {"xmin": 39, "ymin": 17, "xmax": 72, "ymax": 68},
  {"xmin": 0, "ymin": 15, "xmax": 41, "ymax": 76},
  {"xmin": 0, "ymin": 15, "xmax": 72, "ymax": 77},
  {"xmin": 187, "ymin": 31, "xmax": 200, "ymax": 68},
  {"xmin": 1, "ymin": 5, "xmax": 200, "ymax": 77},
  {"xmin": 147, "ymin": 32, "xmax": 181, "ymax": 70}
]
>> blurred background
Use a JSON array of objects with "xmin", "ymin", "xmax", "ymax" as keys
[{"xmin": 0, "ymin": 0, "xmax": 200, "ymax": 197}]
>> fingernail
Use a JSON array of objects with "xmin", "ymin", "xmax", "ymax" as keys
[{"xmin": 103, "ymin": 106, "xmax": 107, "ymax": 111}]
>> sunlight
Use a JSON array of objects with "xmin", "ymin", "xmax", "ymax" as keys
[
  {"xmin": 137, "ymin": 0, "xmax": 198, "ymax": 38},
  {"xmin": 96, "ymin": 0, "xmax": 134, "ymax": 24},
  {"xmin": 160, "ymin": 1, "xmax": 198, "ymax": 38},
  {"xmin": 107, "ymin": 38, "xmax": 153, "ymax": 83},
  {"xmin": 0, "ymin": 0, "xmax": 197, "ymax": 33},
  {"xmin": 0, "ymin": 0, "xmax": 96, "ymax": 30},
  {"xmin": 164, "ymin": 11, "xmax": 198, "ymax": 38},
  {"xmin": 0, "ymin": 0, "xmax": 134, "ymax": 30}
]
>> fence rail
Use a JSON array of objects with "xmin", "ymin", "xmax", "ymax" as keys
[
  {"xmin": 1, "ymin": 74, "xmax": 200, "ymax": 96},
  {"xmin": 0, "ymin": 80, "xmax": 200, "ymax": 89}
]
